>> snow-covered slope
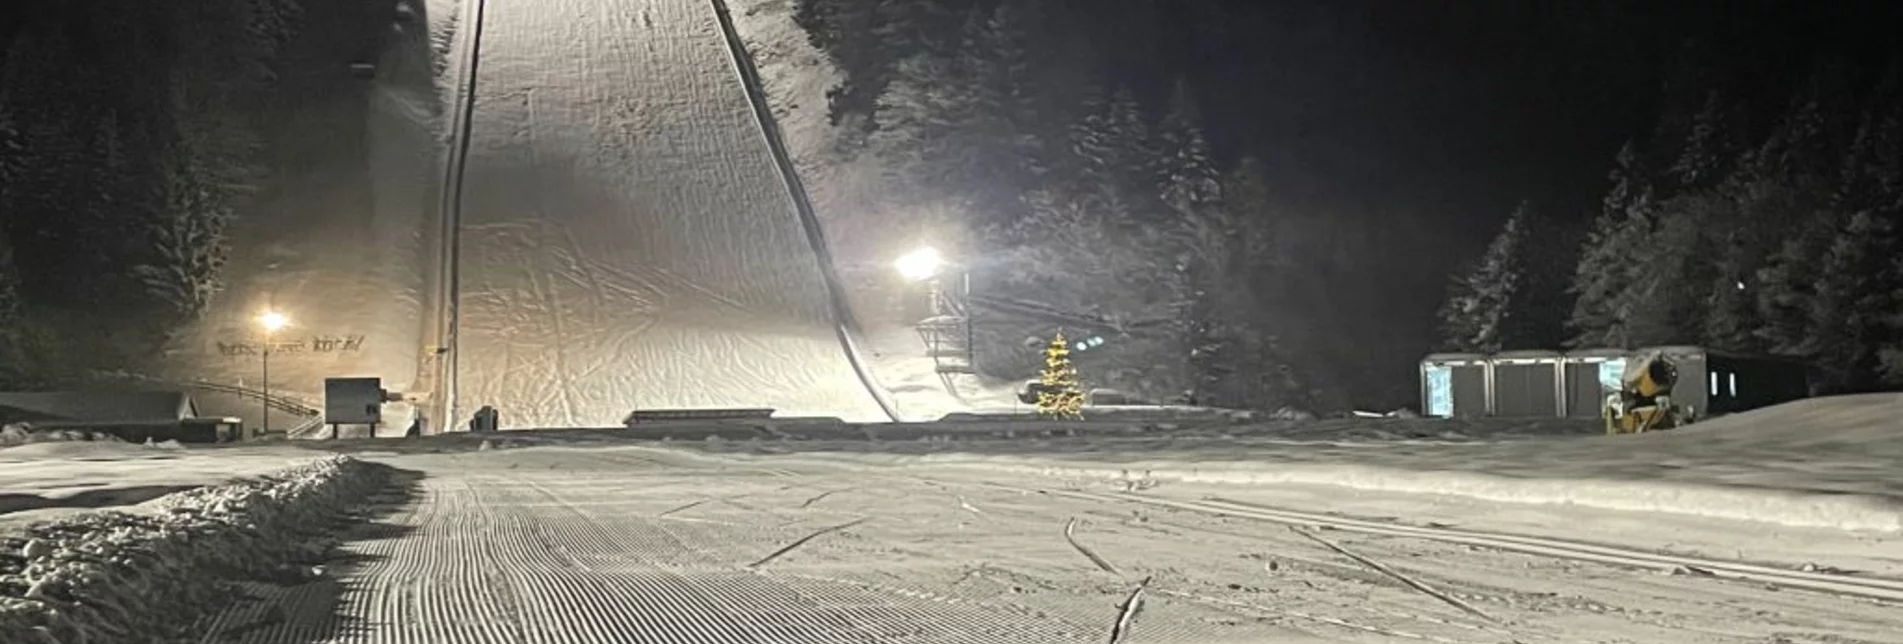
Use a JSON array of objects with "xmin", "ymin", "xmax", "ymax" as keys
[{"xmin": 448, "ymin": 0, "xmax": 887, "ymax": 427}]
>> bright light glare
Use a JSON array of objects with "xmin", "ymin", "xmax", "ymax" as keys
[
  {"xmin": 894, "ymin": 246, "xmax": 945, "ymax": 281},
  {"xmin": 257, "ymin": 310, "xmax": 289, "ymax": 333}
]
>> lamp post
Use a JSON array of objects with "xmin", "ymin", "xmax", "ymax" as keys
[
  {"xmin": 894, "ymin": 246, "xmax": 975, "ymax": 369},
  {"xmin": 256, "ymin": 310, "xmax": 289, "ymax": 435}
]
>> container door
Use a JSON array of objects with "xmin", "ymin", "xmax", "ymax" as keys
[
  {"xmin": 1424, "ymin": 365, "xmax": 1453, "ymax": 417},
  {"xmin": 1450, "ymin": 365, "xmax": 1487, "ymax": 417},
  {"xmin": 1564, "ymin": 363, "xmax": 1608, "ymax": 418}
]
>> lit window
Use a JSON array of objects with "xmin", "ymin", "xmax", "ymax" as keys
[
  {"xmin": 1729, "ymin": 373, "xmax": 1737, "ymax": 397},
  {"xmin": 1709, "ymin": 372, "xmax": 1718, "ymax": 396}
]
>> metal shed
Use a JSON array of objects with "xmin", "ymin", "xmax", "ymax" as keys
[
  {"xmin": 1560, "ymin": 348, "xmax": 1630, "ymax": 419},
  {"xmin": 1636, "ymin": 345, "xmax": 1809, "ymax": 419},
  {"xmin": 1419, "ymin": 353, "xmax": 1489, "ymax": 418},
  {"xmin": 1488, "ymin": 350, "xmax": 1564, "ymax": 417}
]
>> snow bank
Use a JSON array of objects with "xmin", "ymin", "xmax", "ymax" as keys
[
  {"xmin": 917, "ymin": 458, "xmax": 1903, "ymax": 533},
  {"xmin": 0, "ymin": 456, "xmax": 388, "ymax": 642},
  {"xmin": 660, "ymin": 447, "xmax": 1900, "ymax": 533},
  {"xmin": 643, "ymin": 394, "xmax": 1903, "ymax": 533},
  {"xmin": 0, "ymin": 426, "xmax": 126, "ymax": 448}
]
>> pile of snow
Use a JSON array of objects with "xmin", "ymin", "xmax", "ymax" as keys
[
  {"xmin": 0, "ymin": 424, "xmax": 125, "ymax": 448},
  {"xmin": 0, "ymin": 456, "xmax": 387, "ymax": 642}
]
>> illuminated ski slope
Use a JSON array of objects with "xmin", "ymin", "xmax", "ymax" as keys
[{"xmin": 450, "ymin": 0, "xmax": 888, "ymax": 426}]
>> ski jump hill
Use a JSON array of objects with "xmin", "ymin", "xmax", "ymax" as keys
[
  {"xmin": 153, "ymin": 0, "xmax": 893, "ymax": 429},
  {"xmin": 445, "ymin": 0, "xmax": 889, "ymax": 426}
]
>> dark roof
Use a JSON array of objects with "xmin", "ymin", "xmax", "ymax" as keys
[{"xmin": 0, "ymin": 391, "xmax": 198, "ymax": 423}]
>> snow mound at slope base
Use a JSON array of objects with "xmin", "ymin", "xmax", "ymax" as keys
[{"xmin": 0, "ymin": 456, "xmax": 388, "ymax": 642}]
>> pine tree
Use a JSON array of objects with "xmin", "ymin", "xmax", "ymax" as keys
[
  {"xmin": 1568, "ymin": 142, "xmax": 1650, "ymax": 348},
  {"xmin": 0, "ymin": 99, "xmax": 20, "ymax": 193},
  {"xmin": 1066, "ymin": 85, "xmax": 1153, "ymax": 214},
  {"xmin": 871, "ymin": 51, "xmax": 976, "ymax": 198},
  {"xmin": 1440, "ymin": 204, "xmax": 1529, "ymax": 353},
  {"xmin": 1157, "ymin": 79, "xmax": 1221, "ymax": 218},
  {"xmin": 1805, "ymin": 74, "xmax": 1903, "ymax": 391},
  {"xmin": 1667, "ymin": 91, "xmax": 1742, "ymax": 190},
  {"xmin": 1036, "ymin": 330, "xmax": 1085, "ymax": 419},
  {"xmin": 958, "ymin": 0, "xmax": 1045, "ymax": 211},
  {"xmin": 1154, "ymin": 80, "xmax": 1236, "ymax": 402},
  {"xmin": 134, "ymin": 158, "xmax": 231, "ymax": 320},
  {"xmin": 1807, "ymin": 210, "xmax": 1898, "ymax": 392},
  {"xmin": 1748, "ymin": 66, "xmax": 1866, "ymax": 359},
  {"xmin": 1701, "ymin": 229, "xmax": 1762, "ymax": 351}
]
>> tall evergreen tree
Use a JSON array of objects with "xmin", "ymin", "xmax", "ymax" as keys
[
  {"xmin": 1667, "ymin": 91, "xmax": 1743, "ymax": 190},
  {"xmin": 1154, "ymin": 80, "xmax": 1231, "ymax": 402},
  {"xmin": 1750, "ymin": 66, "xmax": 1862, "ymax": 358},
  {"xmin": 1804, "ymin": 74, "xmax": 1903, "ymax": 391},
  {"xmin": 1568, "ymin": 142, "xmax": 1651, "ymax": 347},
  {"xmin": 1440, "ymin": 203, "xmax": 1532, "ymax": 353},
  {"xmin": 1157, "ymin": 79, "xmax": 1221, "ymax": 217}
]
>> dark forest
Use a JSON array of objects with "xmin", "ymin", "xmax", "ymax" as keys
[{"xmin": 794, "ymin": 0, "xmax": 1903, "ymax": 409}]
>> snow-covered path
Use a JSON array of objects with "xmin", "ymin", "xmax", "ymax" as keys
[
  {"xmin": 205, "ymin": 445, "xmax": 1901, "ymax": 643},
  {"xmin": 450, "ymin": 0, "xmax": 885, "ymax": 427}
]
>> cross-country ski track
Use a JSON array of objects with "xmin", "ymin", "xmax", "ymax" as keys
[{"xmin": 201, "ymin": 446, "xmax": 1901, "ymax": 644}]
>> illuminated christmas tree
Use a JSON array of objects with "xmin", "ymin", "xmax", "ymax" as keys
[{"xmin": 1037, "ymin": 331, "xmax": 1086, "ymax": 419}]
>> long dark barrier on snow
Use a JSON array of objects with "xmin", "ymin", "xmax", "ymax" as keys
[
  {"xmin": 431, "ymin": 0, "xmax": 489, "ymax": 429},
  {"xmin": 707, "ymin": 0, "xmax": 903, "ymax": 422}
]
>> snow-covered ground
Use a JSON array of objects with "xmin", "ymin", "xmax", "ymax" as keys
[
  {"xmin": 858, "ymin": 326, "xmax": 1030, "ymax": 420},
  {"xmin": 184, "ymin": 444, "xmax": 1897, "ymax": 642},
  {"xmin": 3, "ymin": 395, "xmax": 1899, "ymax": 641},
  {"xmin": 674, "ymin": 394, "xmax": 1903, "ymax": 533}
]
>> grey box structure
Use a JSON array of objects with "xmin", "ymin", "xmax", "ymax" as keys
[
  {"xmin": 324, "ymin": 377, "xmax": 385, "ymax": 426},
  {"xmin": 1419, "ymin": 353, "xmax": 1490, "ymax": 418},
  {"xmin": 1559, "ymin": 348, "xmax": 1629, "ymax": 419},
  {"xmin": 1489, "ymin": 350, "xmax": 1564, "ymax": 418},
  {"xmin": 1421, "ymin": 346, "xmax": 1810, "ymax": 421}
]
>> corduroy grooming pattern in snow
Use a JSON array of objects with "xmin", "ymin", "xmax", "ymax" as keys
[{"xmin": 0, "ymin": 456, "xmax": 389, "ymax": 643}]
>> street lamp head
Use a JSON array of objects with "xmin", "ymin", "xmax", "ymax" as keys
[
  {"xmin": 895, "ymin": 246, "xmax": 945, "ymax": 282},
  {"xmin": 257, "ymin": 310, "xmax": 289, "ymax": 333}
]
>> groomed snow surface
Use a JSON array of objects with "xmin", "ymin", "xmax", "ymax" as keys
[{"xmin": 2, "ymin": 394, "xmax": 1900, "ymax": 642}]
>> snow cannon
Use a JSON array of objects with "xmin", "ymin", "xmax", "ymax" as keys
[{"xmin": 1603, "ymin": 349, "xmax": 1696, "ymax": 434}]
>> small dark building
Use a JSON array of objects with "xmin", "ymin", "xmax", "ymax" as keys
[
  {"xmin": 1639, "ymin": 345, "xmax": 1810, "ymax": 419},
  {"xmin": 1489, "ymin": 350, "xmax": 1564, "ymax": 417},
  {"xmin": 0, "ymin": 391, "xmax": 198, "ymax": 424},
  {"xmin": 0, "ymin": 390, "xmax": 240, "ymax": 443},
  {"xmin": 1419, "ymin": 353, "xmax": 1489, "ymax": 418}
]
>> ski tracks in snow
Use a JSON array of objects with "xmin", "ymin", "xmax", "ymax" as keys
[{"xmin": 206, "ymin": 446, "xmax": 1902, "ymax": 644}]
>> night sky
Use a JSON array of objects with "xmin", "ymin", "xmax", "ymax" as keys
[{"xmin": 1172, "ymin": 0, "xmax": 1898, "ymax": 244}]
